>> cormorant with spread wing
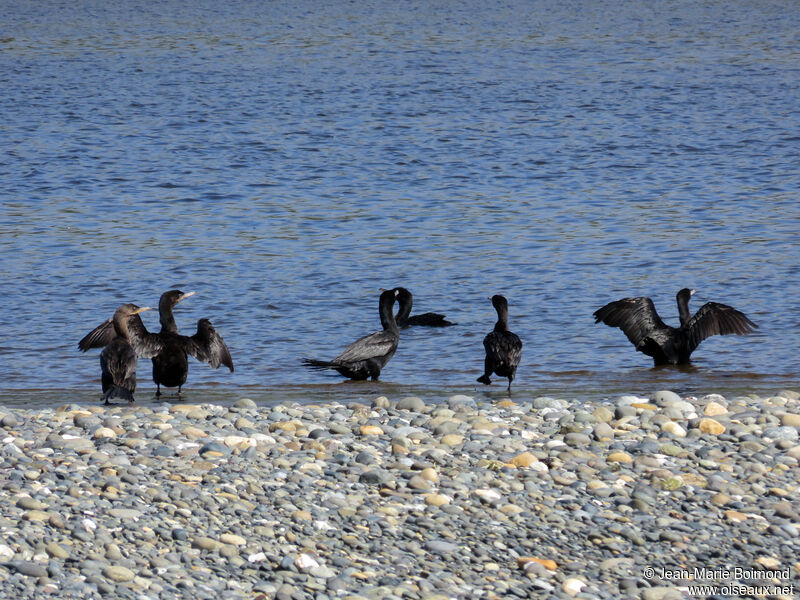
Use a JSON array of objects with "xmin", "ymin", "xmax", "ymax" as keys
[
  {"xmin": 303, "ymin": 288, "xmax": 399, "ymax": 380},
  {"xmin": 79, "ymin": 290, "xmax": 233, "ymax": 398},
  {"xmin": 593, "ymin": 288, "xmax": 757, "ymax": 365},
  {"xmin": 95, "ymin": 304, "xmax": 152, "ymax": 404},
  {"xmin": 477, "ymin": 295, "xmax": 523, "ymax": 391}
]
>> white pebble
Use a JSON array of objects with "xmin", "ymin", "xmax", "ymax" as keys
[
  {"xmin": 314, "ymin": 520, "xmax": 335, "ymax": 532},
  {"xmin": 562, "ymin": 578, "xmax": 586, "ymax": 596},
  {"xmin": 295, "ymin": 553, "xmax": 320, "ymax": 572},
  {"xmin": 82, "ymin": 518, "xmax": 97, "ymax": 532},
  {"xmin": 661, "ymin": 422, "xmax": 687, "ymax": 437},
  {"xmin": 474, "ymin": 489, "xmax": 502, "ymax": 502}
]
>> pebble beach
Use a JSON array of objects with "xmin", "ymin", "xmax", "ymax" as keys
[{"xmin": 1, "ymin": 390, "xmax": 799, "ymax": 600}]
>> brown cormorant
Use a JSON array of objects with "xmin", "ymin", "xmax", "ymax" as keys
[
  {"xmin": 394, "ymin": 287, "xmax": 454, "ymax": 327},
  {"xmin": 477, "ymin": 295, "xmax": 522, "ymax": 391},
  {"xmin": 79, "ymin": 290, "xmax": 233, "ymax": 398},
  {"xmin": 593, "ymin": 288, "xmax": 757, "ymax": 365},
  {"xmin": 94, "ymin": 304, "xmax": 152, "ymax": 404},
  {"xmin": 303, "ymin": 289, "xmax": 399, "ymax": 380}
]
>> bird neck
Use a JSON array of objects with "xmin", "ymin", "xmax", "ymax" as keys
[
  {"xmin": 677, "ymin": 294, "xmax": 692, "ymax": 326},
  {"xmin": 494, "ymin": 307, "xmax": 509, "ymax": 332},
  {"xmin": 159, "ymin": 307, "xmax": 179, "ymax": 334},
  {"xmin": 395, "ymin": 294, "xmax": 412, "ymax": 324},
  {"xmin": 113, "ymin": 316, "xmax": 131, "ymax": 340},
  {"xmin": 379, "ymin": 297, "xmax": 399, "ymax": 335}
]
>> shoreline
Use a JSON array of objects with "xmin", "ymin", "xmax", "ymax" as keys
[{"xmin": 0, "ymin": 390, "xmax": 798, "ymax": 599}]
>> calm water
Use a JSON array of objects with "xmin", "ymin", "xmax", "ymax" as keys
[{"xmin": 2, "ymin": 1, "xmax": 799, "ymax": 408}]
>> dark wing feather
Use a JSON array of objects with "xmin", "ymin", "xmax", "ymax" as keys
[
  {"xmin": 684, "ymin": 302, "xmax": 757, "ymax": 354},
  {"xmin": 484, "ymin": 331, "xmax": 522, "ymax": 368},
  {"xmin": 101, "ymin": 340, "xmax": 138, "ymax": 394},
  {"xmin": 405, "ymin": 312, "xmax": 455, "ymax": 327},
  {"xmin": 184, "ymin": 319, "xmax": 234, "ymax": 371},
  {"xmin": 333, "ymin": 330, "xmax": 398, "ymax": 364},
  {"xmin": 125, "ymin": 313, "xmax": 164, "ymax": 359},
  {"xmin": 593, "ymin": 297, "xmax": 668, "ymax": 348},
  {"xmin": 78, "ymin": 319, "xmax": 115, "ymax": 351},
  {"xmin": 78, "ymin": 314, "xmax": 163, "ymax": 358}
]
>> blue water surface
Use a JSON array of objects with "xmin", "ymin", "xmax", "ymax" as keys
[{"xmin": 1, "ymin": 0, "xmax": 799, "ymax": 407}]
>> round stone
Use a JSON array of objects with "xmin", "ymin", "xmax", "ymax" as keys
[
  {"xmin": 440, "ymin": 434, "xmax": 464, "ymax": 446},
  {"xmin": 359, "ymin": 425, "xmax": 383, "ymax": 436},
  {"xmin": 607, "ymin": 451, "xmax": 633, "ymax": 464},
  {"xmin": 704, "ymin": 401, "xmax": 728, "ymax": 416},
  {"xmin": 103, "ymin": 565, "xmax": 135, "ymax": 582},
  {"xmin": 93, "ymin": 427, "xmax": 116, "ymax": 439},
  {"xmin": 45, "ymin": 542, "xmax": 70, "ymax": 559},
  {"xmin": 192, "ymin": 537, "xmax": 222, "ymax": 551},
  {"xmin": 425, "ymin": 494, "xmax": 450, "ymax": 507},
  {"xmin": 220, "ymin": 534, "xmax": 247, "ymax": 546},
  {"xmin": 652, "ymin": 390, "xmax": 681, "ymax": 405},
  {"xmin": 372, "ymin": 396, "xmax": 390, "ymax": 409},
  {"xmin": 763, "ymin": 426, "xmax": 799, "ymax": 441},
  {"xmin": 661, "ymin": 422, "xmax": 686, "ymax": 437},
  {"xmin": 562, "ymin": 578, "xmax": 585, "ymax": 596},
  {"xmin": 397, "ymin": 396, "xmax": 426, "ymax": 412},
  {"xmin": 509, "ymin": 452, "xmax": 538, "ymax": 468},
  {"xmin": 698, "ymin": 418, "xmax": 725, "ymax": 435},
  {"xmin": 781, "ymin": 414, "xmax": 800, "ymax": 427}
]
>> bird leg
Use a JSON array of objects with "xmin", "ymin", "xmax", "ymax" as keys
[
  {"xmin": 477, "ymin": 357, "xmax": 493, "ymax": 385},
  {"xmin": 367, "ymin": 359, "xmax": 382, "ymax": 381}
]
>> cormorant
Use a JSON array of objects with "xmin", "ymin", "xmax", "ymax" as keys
[
  {"xmin": 394, "ymin": 287, "xmax": 454, "ymax": 327},
  {"xmin": 79, "ymin": 290, "xmax": 233, "ymax": 398},
  {"xmin": 477, "ymin": 295, "xmax": 523, "ymax": 391},
  {"xmin": 593, "ymin": 288, "xmax": 757, "ymax": 365},
  {"xmin": 94, "ymin": 304, "xmax": 152, "ymax": 404},
  {"xmin": 303, "ymin": 289, "xmax": 399, "ymax": 380}
]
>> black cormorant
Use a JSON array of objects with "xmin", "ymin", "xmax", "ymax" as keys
[
  {"xmin": 477, "ymin": 295, "xmax": 523, "ymax": 391},
  {"xmin": 79, "ymin": 290, "xmax": 233, "ymax": 398},
  {"xmin": 593, "ymin": 288, "xmax": 757, "ymax": 365},
  {"xmin": 94, "ymin": 304, "xmax": 152, "ymax": 404},
  {"xmin": 303, "ymin": 289, "xmax": 399, "ymax": 380},
  {"xmin": 394, "ymin": 287, "xmax": 454, "ymax": 327}
]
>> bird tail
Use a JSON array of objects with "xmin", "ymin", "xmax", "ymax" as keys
[
  {"xmin": 103, "ymin": 385, "xmax": 134, "ymax": 403},
  {"xmin": 302, "ymin": 358, "xmax": 337, "ymax": 371}
]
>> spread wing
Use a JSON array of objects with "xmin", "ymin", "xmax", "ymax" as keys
[
  {"xmin": 125, "ymin": 314, "xmax": 165, "ymax": 358},
  {"xmin": 184, "ymin": 319, "xmax": 234, "ymax": 371},
  {"xmin": 78, "ymin": 319, "xmax": 115, "ymax": 351},
  {"xmin": 78, "ymin": 314, "xmax": 163, "ymax": 358},
  {"xmin": 593, "ymin": 297, "xmax": 668, "ymax": 349},
  {"xmin": 333, "ymin": 330, "xmax": 398, "ymax": 364},
  {"xmin": 684, "ymin": 302, "xmax": 757, "ymax": 354}
]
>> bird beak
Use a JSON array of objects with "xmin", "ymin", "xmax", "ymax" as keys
[
  {"xmin": 177, "ymin": 291, "xmax": 196, "ymax": 303},
  {"xmin": 134, "ymin": 306, "xmax": 152, "ymax": 314},
  {"xmin": 690, "ymin": 289, "xmax": 696, "ymax": 296}
]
